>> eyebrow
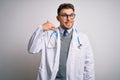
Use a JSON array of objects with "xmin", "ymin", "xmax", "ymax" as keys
[{"xmin": 59, "ymin": 13, "xmax": 74, "ymax": 15}]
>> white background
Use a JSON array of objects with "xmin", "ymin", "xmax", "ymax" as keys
[{"xmin": 0, "ymin": 0, "xmax": 120, "ymax": 80}]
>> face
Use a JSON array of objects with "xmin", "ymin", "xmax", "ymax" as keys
[{"xmin": 57, "ymin": 9, "xmax": 75, "ymax": 29}]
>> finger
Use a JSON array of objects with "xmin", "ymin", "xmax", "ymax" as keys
[
  {"xmin": 50, "ymin": 26, "xmax": 56, "ymax": 30},
  {"xmin": 46, "ymin": 20, "xmax": 51, "ymax": 24},
  {"xmin": 46, "ymin": 20, "xmax": 49, "ymax": 23},
  {"xmin": 46, "ymin": 21, "xmax": 54, "ymax": 25}
]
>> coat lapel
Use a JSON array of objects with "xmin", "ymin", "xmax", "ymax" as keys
[{"xmin": 51, "ymin": 28, "xmax": 61, "ymax": 80}]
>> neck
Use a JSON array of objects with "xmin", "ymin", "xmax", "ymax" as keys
[{"xmin": 60, "ymin": 25, "xmax": 73, "ymax": 30}]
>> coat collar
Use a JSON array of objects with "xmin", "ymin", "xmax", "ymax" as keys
[{"xmin": 58, "ymin": 26, "xmax": 73, "ymax": 34}]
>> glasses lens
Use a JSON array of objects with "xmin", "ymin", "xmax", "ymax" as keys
[{"xmin": 59, "ymin": 14, "xmax": 76, "ymax": 19}]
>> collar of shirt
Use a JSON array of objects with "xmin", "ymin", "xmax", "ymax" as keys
[{"xmin": 59, "ymin": 26, "xmax": 73, "ymax": 34}]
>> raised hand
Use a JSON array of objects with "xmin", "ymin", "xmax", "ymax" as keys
[{"xmin": 42, "ymin": 21, "xmax": 56, "ymax": 31}]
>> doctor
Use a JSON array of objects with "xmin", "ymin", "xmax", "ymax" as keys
[{"xmin": 28, "ymin": 3, "xmax": 95, "ymax": 80}]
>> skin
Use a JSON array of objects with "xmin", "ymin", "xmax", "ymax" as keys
[
  {"xmin": 42, "ymin": 21, "xmax": 56, "ymax": 31},
  {"xmin": 42, "ymin": 8, "xmax": 74, "ymax": 31}
]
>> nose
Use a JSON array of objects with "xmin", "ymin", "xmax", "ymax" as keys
[{"xmin": 66, "ymin": 15, "xmax": 71, "ymax": 21}]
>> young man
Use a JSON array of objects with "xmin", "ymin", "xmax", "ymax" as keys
[{"xmin": 28, "ymin": 3, "xmax": 95, "ymax": 80}]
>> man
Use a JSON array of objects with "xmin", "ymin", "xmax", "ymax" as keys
[{"xmin": 28, "ymin": 3, "xmax": 95, "ymax": 80}]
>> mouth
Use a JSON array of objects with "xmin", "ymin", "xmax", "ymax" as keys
[{"xmin": 65, "ymin": 22, "xmax": 72, "ymax": 26}]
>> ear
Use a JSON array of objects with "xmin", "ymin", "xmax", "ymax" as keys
[{"xmin": 56, "ymin": 16, "xmax": 60, "ymax": 21}]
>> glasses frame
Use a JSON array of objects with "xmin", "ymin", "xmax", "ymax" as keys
[{"xmin": 58, "ymin": 13, "xmax": 76, "ymax": 19}]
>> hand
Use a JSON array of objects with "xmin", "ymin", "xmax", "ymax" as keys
[{"xmin": 42, "ymin": 21, "xmax": 56, "ymax": 31}]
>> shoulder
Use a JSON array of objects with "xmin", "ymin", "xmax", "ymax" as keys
[
  {"xmin": 74, "ymin": 28, "xmax": 88, "ymax": 38},
  {"xmin": 74, "ymin": 28, "xmax": 89, "ymax": 41}
]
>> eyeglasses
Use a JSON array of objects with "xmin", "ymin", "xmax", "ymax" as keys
[{"xmin": 58, "ymin": 13, "xmax": 76, "ymax": 19}]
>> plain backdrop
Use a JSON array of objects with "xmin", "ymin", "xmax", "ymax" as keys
[{"xmin": 0, "ymin": 0, "xmax": 120, "ymax": 80}]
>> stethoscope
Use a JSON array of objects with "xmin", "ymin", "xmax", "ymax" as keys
[
  {"xmin": 74, "ymin": 29, "xmax": 82, "ymax": 49},
  {"xmin": 49, "ymin": 28, "xmax": 82, "ymax": 49}
]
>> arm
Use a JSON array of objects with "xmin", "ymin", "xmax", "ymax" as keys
[
  {"xmin": 28, "ymin": 26, "xmax": 45, "ymax": 54},
  {"xmin": 28, "ymin": 21, "xmax": 56, "ymax": 54}
]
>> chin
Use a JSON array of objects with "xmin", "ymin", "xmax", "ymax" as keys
[
  {"xmin": 66, "ymin": 25, "xmax": 73, "ymax": 29},
  {"xmin": 61, "ymin": 24, "xmax": 73, "ymax": 29}
]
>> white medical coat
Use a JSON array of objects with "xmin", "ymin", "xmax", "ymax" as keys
[{"xmin": 28, "ymin": 26, "xmax": 95, "ymax": 80}]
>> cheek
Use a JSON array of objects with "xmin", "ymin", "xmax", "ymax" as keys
[
  {"xmin": 71, "ymin": 19, "xmax": 74, "ymax": 22},
  {"xmin": 59, "ymin": 19, "xmax": 65, "ymax": 23}
]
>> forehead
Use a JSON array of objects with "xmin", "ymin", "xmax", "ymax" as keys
[{"xmin": 59, "ymin": 9, "xmax": 74, "ymax": 14}]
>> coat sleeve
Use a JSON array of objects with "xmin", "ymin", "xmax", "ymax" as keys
[
  {"xmin": 28, "ymin": 26, "xmax": 46, "ymax": 54},
  {"xmin": 83, "ymin": 35, "xmax": 95, "ymax": 80}
]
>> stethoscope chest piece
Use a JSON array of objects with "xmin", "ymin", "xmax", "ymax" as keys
[{"xmin": 78, "ymin": 44, "xmax": 82, "ymax": 49}]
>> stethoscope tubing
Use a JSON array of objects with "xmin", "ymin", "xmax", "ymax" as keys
[{"xmin": 50, "ymin": 28, "xmax": 82, "ymax": 48}]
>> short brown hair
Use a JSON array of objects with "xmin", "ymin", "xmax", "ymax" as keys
[{"xmin": 57, "ymin": 3, "xmax": 75, "ymax": 15}]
